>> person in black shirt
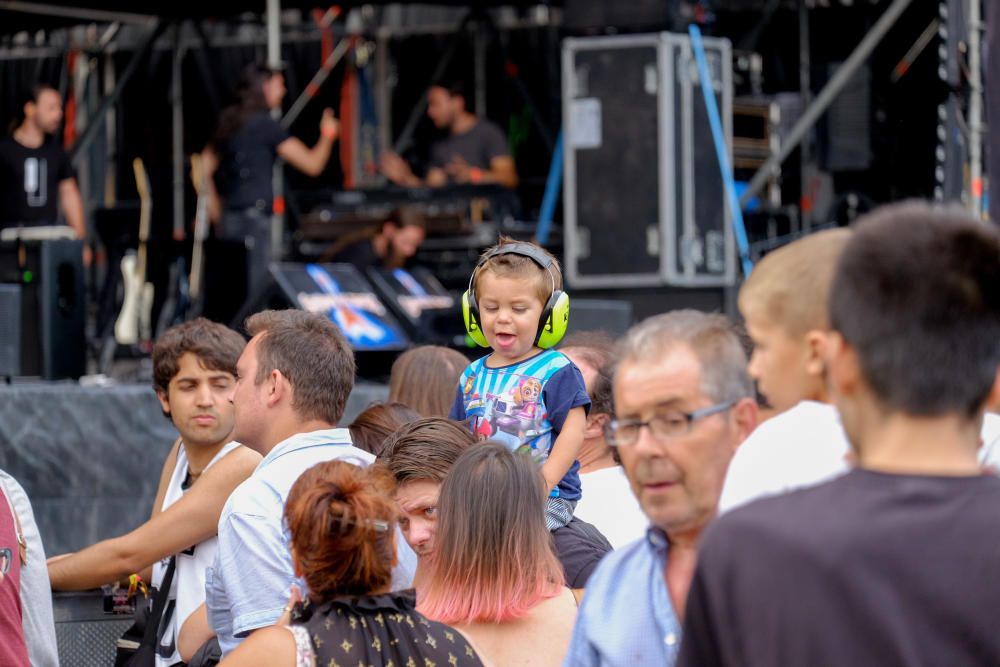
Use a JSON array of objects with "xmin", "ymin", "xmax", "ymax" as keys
[
  {"xmin": 328, "ymin": 206, "xmax": 426, "ymax": 271},
  {"xmin": 381, "ymin": 81, "xmax": 518, "ymax": 189},
  {"xmin": 679, "ymin": 202, "xmax": 1000, "ymax": 667},
  {"xmin": 0, "ymin": 84, "xmax": 86, "ymax": 246},
  {"xmin": 202, "ymin": 64, "xmax": 339, "ymax": 302}
]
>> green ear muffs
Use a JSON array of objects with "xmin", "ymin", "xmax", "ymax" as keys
[{"xmin": 462, "ymin": 243, "xmax": 570, "ymax": 349}]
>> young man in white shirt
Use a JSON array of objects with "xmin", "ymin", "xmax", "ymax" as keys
[
  {"xmin": 719, "ymin": 229, "xmax": 854, "ymax": 513},
  {"xmin": 48, "ymin": 318, "xmax": 260, "ymax": 666}
]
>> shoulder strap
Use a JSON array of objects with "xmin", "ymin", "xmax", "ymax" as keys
[{"xmin": 141, "ymin": 555, "xmax": 177, "ymax": 649}]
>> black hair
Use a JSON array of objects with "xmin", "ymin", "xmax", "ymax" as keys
[
  {"xmin": 212, "ymin": 64, "xmax": 276, "ymax": 146},
  {"xmin": 431, "ymin": 80, "xmax": 466, "ymax": 102},
  {"xmin": 829, "ymin": 201, "xmax": 1000, "ymax": 417},
  {"xmin": 9, "ymin": 83, "xmax": 58, "ymax": 133}
]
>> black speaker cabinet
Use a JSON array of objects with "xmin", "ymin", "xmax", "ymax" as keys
[
  {"xmin": 563, "ymin": 32, "xmax": 735, "ymax": 288},
  {"xmin": 0, "ymin": 239, "xmax": 85, "ymax": 379}
]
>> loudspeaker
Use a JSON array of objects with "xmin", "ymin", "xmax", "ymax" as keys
[
  {"xmin": 0, "ymin": 239, "xmax": 86, "ymax": 379},
  {"xmin": 365, "ymin": 266, "xmax": 464, "ymax": 346},
  {"xmin": 563, "ymin": 32, "xmax": 736, "ymax": 289},
  {"xmin": 249, "ymin": 262, "xmax": 410, "ymax": 352},
  {"xmin": 0, "ymin": 285, "xmax": 20, "ymax": 377}
]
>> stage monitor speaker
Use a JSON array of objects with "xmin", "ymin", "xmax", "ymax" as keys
[
  {"xmin": 563, "ymin": 32, "xmax": 736, "ymax": 289},
  {"xmin": 366, "ymin": 266, "xmax": 464, "ymax": 346},
  {"xmin": 566, "ymin": 298, "xmax": 634, "ymax": 338},
  {"xmin": 0, "ymin": 284, "xmax": 21, "ymax": 377},
  {"xmin": 258, "ymin": 263, "xmax": 410, "ymax": 351},
  {"xmin": 0, "ymin": 239, "xmax": 85, "ymax": 379}
]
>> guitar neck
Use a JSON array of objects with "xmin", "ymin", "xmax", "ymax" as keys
[{"xmin": 133, "ymin": 157, "xmax": 152, "ymax": 281}]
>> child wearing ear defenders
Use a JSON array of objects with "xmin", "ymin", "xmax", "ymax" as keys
[{"xmin": 449, "ymin": 237, "xmax": 590, "ymax": 530}]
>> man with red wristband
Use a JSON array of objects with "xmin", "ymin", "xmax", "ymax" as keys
[{"xmin": 381, "ymin": 80, "xmax": 517, "ymax": 190}]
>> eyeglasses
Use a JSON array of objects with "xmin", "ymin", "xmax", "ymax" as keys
[{"xmin": 604, "ymin": 400, "xmax": 736, "ymax": 447}]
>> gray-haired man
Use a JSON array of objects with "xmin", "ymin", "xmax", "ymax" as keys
[{"xmin": 563, "ymin": 310, "xmax": 758, "ymax": 667}]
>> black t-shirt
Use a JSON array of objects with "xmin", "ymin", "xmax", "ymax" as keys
[
  {"xmin": 213, "ymin": 111, "xmax": 289, "ymax": 211},
  {"xmin": 679, "ymin": 468, "xmax": 1000, "ymax": 667},
  {"xmin": 330, "ymin": 237, "xmax": 382, "ymax": 271},
  {"xmin": 429, "ymin": 119, "xmax": 509, "ymax": 176},
  {"xmin": 0, "ymin": 135, "xmax": 74, "ymax": 227},
  {"xmin": 552, "ymin": 517, "xmax": 613, "ymax": 588}
]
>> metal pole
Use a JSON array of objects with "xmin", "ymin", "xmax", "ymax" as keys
[
  {"xmin": 0, "ymin": 0, "xmax": 154, "ymax": 25},
  {"xmin": 70, "ymin": 19, "xmax": 168, "ymax": 164},
  {"xmin": 266, "ymin": 0, "xmax": 282, "ymax": 71},
  {"xmin": 171, "ymin": 21, "xmax": 186, "ymax": 241},
  {"xmin": 103, "ymin": 50, "xmax": 116, "ymax": 205},
  {"xmin": 281, "ymin": 38, "xmax": 351, "ymax": 129},
  {"xmin": 740, "ymin": 0, "xmax": 914, "ymax": 206},
  {"xmin": 798, "ymin": 0, "xmax": 811, "ymax": 230},
  {"xmin": 266, "ymin": 0, "xmax": 284, "ymax": 258},
  {"xmin": 375, "ymin": 28, "xmax": 392, "ymax": 165},
  {"xmin": 968, "ymin": 0, "xmax": 985, "ymax": 218},
  {"xmin": 473, "ymin": 19, "xmax": 487, "ymax": 116}
]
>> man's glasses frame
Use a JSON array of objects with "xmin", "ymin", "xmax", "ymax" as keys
[{"xmin": 604, "ymin": 400, "xmax": 737, "ymax": 447}]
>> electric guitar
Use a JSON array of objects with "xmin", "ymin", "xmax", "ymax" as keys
[{"xmin": 114, "ymin": 158, "xmax": 155, "ymax": 345}]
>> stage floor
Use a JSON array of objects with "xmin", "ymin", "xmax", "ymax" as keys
[{"xmin": 0, "ymin": 380, "xmax": 388, "ymax": 555}]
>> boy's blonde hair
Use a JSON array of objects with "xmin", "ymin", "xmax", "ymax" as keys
[
  {"xmin": 472, "ymin": 236, "xmax": 562, "ymax": 304},
  {"xmin": 738, "ymin": 228, "xmax": 853, "ymax": 338}
]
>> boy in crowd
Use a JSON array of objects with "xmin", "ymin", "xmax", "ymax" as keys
[
  {"xmin": 718, "ymin": 228, "xmax": 853, "ymax": 512},
  {"xmin": 450, "ymin": 238, "xmax": 589, "ymax": 530},
  {"xmin": 48, "ymin": 319, "xmax": 259, "ymax": 667},
  {"xmin": 680, "ymin": 201, "xmax": 1000, "ymax": 665}
]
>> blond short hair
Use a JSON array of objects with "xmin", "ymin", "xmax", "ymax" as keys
[{"xmin": 738, "ymin": 228, "xmax": 853, "ymax": 338}]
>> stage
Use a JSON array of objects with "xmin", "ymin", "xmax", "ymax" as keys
[{"xmin": 0, "ymin": 380, "xmax": 388, "ymax": 555}]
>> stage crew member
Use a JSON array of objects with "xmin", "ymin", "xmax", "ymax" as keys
[
  {"xmin": 0, "ymin": 84, "xmax": 86, "ymax": 242},
  {"xmin": 202, "ymin": 64, "xmax": 339, "ymax": 300},
  {"xmin": 381, "ymin": 81, "xmax": 518, "ymax": 189}
]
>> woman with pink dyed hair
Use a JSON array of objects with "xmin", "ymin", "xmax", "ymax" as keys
[{"xmin": 418, "ymin": 442, "xmax": 578, "ymax": 666}]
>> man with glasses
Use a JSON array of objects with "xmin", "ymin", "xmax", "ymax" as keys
[{"xmin": 563, "ymin": 310, "xmax": 757, "ymax": 667}]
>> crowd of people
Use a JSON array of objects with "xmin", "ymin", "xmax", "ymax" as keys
[{"xmin": 1, "ymin": 199, "xmax": 999, "ymax": 667}]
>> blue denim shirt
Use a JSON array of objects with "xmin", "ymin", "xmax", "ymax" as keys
[
  {"xmin": 206, "ymin": 429, "xmax": 377, "ymax": 656},
  {"xmin": 563, "ymin": 528, "xmax": 682, "ymax": 667}
]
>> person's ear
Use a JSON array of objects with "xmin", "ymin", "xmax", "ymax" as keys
[
  {"xmin": 804, "ymin": 329, "xmax": 828, "ymax": 378},
  {"xmin": 266, "ymin": 369, "xmax": 285, "ymax": 408},
  {"xmin": 983, "ymin": 364, "xmax": 1000, "ymax": 414},
  {"xmin": 585, "ymin": 412, "xmax": 610, "ymax": 440},
  {"xmin": 731, "ymin": 397, "xmax": 759, "ymax": 448},
  {"xmin": 156, "ymin": 389, "xmax": 171, "ymax": 416},
  {"xmin": 826, "ymin": 331, "xmax": 860, "ymax": 399}
]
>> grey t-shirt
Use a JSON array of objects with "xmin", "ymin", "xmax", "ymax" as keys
[
  {"xmin": 429, "ymin": 119, "xmax": 509, "ymax": 176},
  {"xmin": 679, "ymin": 468, "xmax": 1000, "ymax": 667}
]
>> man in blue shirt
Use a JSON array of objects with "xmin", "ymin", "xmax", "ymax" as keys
[
  {"xmin": 563, "ymin": 310, "xmax": 757, "ymax": 667},
  {"xmin": 203, "ymin": 309, "xmax": 414, "ymax": 656}
]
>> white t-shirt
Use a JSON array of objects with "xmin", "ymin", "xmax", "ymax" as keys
[
  {"xmin": 720, "ymin": 403, "xmax": 1000, "ymax": 515},
  {"xmin": 152, "ymin": 440, "xmax": 241, "ymax": 667},
  {"xmin": 978, "ymin": 412, "xmax": 1000, "ymax": 470},
  {"xmin": 719, "ymin": 401, "xmax": 850, "ymax": 515},
  {"xmin": 575, "ymin": 466, "xmax": 648, "ymax": 550}
]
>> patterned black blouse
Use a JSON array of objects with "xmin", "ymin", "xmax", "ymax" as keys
[{"xmin": 289, "ymin": 590, "xmax": 484, "ymax": 667}]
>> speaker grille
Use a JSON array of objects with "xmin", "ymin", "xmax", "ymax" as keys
[{"xmin": 0, "ymin": 284, "xmax": 20, "ymax": 377}]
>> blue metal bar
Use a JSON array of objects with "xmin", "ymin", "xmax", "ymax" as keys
[
  {"xmin": 536, "ymin": 129, "xmax": 564, "ymax": 245},
  {"xmin": 688, "ymin": 25, "xmax": 753, "ymax": 277}
]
